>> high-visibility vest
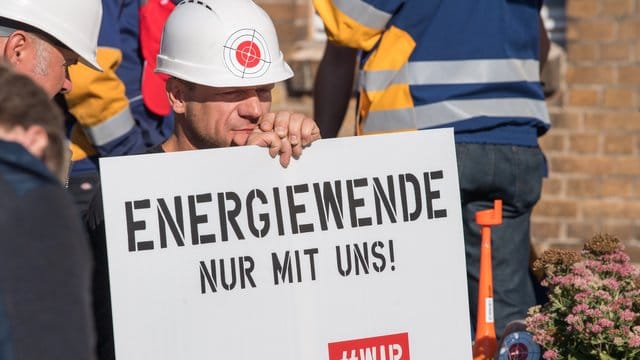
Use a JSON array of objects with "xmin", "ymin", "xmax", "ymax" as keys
[{"xmin": 314, "ymin": 0, "xmax": 550, "ymax": 146}]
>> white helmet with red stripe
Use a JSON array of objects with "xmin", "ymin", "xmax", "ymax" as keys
[
  {"xmin": 156, "ymin": 0, "xmax": 293, "ymax": 87},
  {"xmin": 0, "ymin": 0, "xmax": 102, "ymax": 71}
]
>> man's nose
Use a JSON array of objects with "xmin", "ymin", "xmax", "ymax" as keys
[
  {"xmin": 237, "ymin": 91, "xmax": 263, "ymax": 119},
  {"xmin": 59, "ymin": 68, "xmax": 72, "ymax": 94}
]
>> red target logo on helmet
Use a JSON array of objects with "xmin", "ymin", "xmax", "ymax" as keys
[{"xmin": 223, "ymin": 28, "xmax": 271, "ymax": 79}]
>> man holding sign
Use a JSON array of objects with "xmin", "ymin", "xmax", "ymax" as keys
[
  {"xmin": 86, "ymin": 1, "xmax": 320, "ymax": 358},
  {"xmin": 94, "ymin": 1, "xmax": 472, "ymax": 357},
  {"xmin": 152, "ymin": 0, "xmax": 320, "ymax": 166}
]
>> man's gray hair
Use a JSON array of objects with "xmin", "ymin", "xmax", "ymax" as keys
[
  {"xmin": 32, "ymin": 35, "xmax": 50, "ymax": 76},
  {"xmin": 0, "ymin": 20, "xmax": 50, "ymax": 76}
]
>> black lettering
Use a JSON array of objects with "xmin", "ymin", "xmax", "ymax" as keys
[
  {"xmin": 425, "ymin": 170, "xmax": 447, "ymax": 219},
  {"xmin": 371, "ymin": 241, "xmax": 387, "ymax": 272},
  {"xmin": 294, "ymin": 250, "xmax": 302, "ymax": 282},
  {"xmin": 200, "ymin": 260, "xmax": 218, "ymax": 293},
  {"xmin": 346, "ymin": 178, "xmax": 372, "ymax": 228},
  {"xmin": 220, "ymin": 257, "xmax": 237, "ymax": 291},
  {"xmin": 188, "ymin": 193, "xmax": 215, "ymax": 245},
  {"xmin": 304, "ymin": 248, "xmax": 319, "ymax": 281},
  {"xmin": 272, "ymin": 251, "xmax": 293, "ymax": 284},
  {"xmin": 199, "ymin": 257, "xmax": 255, "ymax": 294},
  {"xmin": 313, "ymin": 181, "xmax": 344, "ymax": 231},
  {"xmin": 336, "ymin": 245, "xmax": 352, "ymax": 276},
  {"xmin": 272, "ymin": 187, "xmax": 285, "ymax": 236},
  {"xmin": 247, "ymin": 189, "xmax": 270, "ymax": 238},
  {"xmin": 218, "ymin": 192, "xmax": 245, "ymax": 242},
  {"xmin": 353, "ymin": 242, "xmax": 369, "ymax": 275},
  {"xmin": 272, "ymin": 249, "xmax": 319, "ymax": 284},
  {"xmin": 157, "ymin": 196, "xmax": 185, "ymax": 248},
  {"xmin": 388, "ymin": 240, "xmax": 396, "ymax": 271},
  {"xmin": 399, "ymin": 173, "xmax": 422, "ymax": 222},
  {"xmin": 239, "ymin": 256, "xmax": 256, "ymax": 289},
  {"xmin": 373, "ymin": 176, "xmax": 397, "ymax": 225},
  {"xmin": 125, "ymin": 199, "xmax": 153, "ymax": 251},
  {"xmin": 286, "ymin": 184, "xmax": 314, "ymax": 234}
]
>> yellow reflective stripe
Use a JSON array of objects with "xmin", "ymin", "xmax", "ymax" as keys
[
  {"xmin": 313, "ymin": 0, "xmax": 383, "ymax": 50},
  {"xmin": 363, "ymin": 25, "xmax": 415, "ymax": 71}
]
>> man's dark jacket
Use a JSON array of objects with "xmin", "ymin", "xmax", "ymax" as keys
[{"xmin": 0, "ymin": 140, "xmax": 96, "ymax": 360}]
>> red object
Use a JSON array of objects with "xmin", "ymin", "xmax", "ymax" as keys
[
  {"xmin": 472, "ymin": 200, "xmax": 502, "ymax": 360},
  {"xmin": 509, "ymin": 343, "xmax": 529, "ymax": 360},
  {"xmin": 328, "ymin": 333, "xmax": 410, "ymax": 360},
  {"xmin": 236, "ymin": 41, "xmax": 261, "ymax": 68},
  {"xmin": 139, "ymin": 0, "xmax": 175, "ymax": 116}
]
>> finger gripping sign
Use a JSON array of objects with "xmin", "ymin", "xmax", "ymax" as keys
[{"xmin": 100, "ymin": 129, "xmax": 472, "ymax": 359}]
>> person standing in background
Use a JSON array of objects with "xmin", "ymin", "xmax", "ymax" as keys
[{"xmin": 313, "ymin": 0, "xmax": 551, "ymax": 338}]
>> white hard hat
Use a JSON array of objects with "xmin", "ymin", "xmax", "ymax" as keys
[
  {"xmin": 0, "ymin": 0, "xmax": 102, "ymax": 71},
  {"xmin": 156, "ymin": 0, "xmax": 293, "ymax": 87}
]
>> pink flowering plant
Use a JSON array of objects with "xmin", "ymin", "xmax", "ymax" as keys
[{"xmin": 526, "ymin": 234, "xmax": 640, "ymax": 360}]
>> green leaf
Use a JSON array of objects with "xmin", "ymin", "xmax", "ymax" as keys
[{"xmin": 599, "ymin": 353, "xmax": 616, "ymax": 360}]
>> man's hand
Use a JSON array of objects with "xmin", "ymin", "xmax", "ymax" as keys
[
  {"xmin": 259, "ymin": 111, "xmax": 321, "ymax": 158},
  {"xmin": 248, "ymin": 111, "xmax": 322, "ymax": 167},
  {"xmin": 246, "ymin": 131, "xmax": 292, "ymax": 167}
]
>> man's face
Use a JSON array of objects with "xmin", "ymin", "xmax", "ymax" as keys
[
  {"xmin": 27, "ymin": 38, "xmax": 78, "ymax": 97},
  {"xmin": 7, "ymin": 33, "xmax": 78, "ymax": 97},
  {"xmin": 179, "ymin": 82, "xmax": 274, "ymax": 149}
]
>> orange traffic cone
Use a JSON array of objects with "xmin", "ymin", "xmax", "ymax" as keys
[{"xmin": 472, "ymin": 199, "xmax": 502, "ymax": 360}]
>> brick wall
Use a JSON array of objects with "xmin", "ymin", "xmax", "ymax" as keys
[
  {"xmin": 255, "ymin": 0, "xmax": 311, "ymax": 54},
  {"xmin": 534, "ymin": 0, "xmax": 640, "ymax": 262},
  {"xmin": 254, "ymin": 0, "xmax": 319, "ymax": 107}
]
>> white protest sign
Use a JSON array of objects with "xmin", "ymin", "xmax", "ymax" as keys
[{"xmin": 100, "ymin": 129, "xmax": 472, "ymax": 359}]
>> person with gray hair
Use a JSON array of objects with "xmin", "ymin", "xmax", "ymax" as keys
[{"xmin": 0, "ymin": 0, "xmax": 102, "ymax": 97}]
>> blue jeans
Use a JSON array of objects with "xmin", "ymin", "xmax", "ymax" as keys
[{"xmin": 456, "ymin": 143, "xmax": 545, "ymax": 338}]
